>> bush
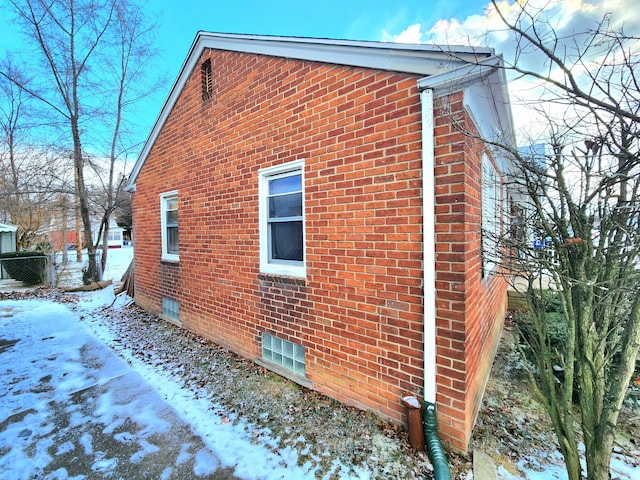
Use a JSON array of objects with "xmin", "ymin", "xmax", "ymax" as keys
[
  {"xmin": 517, "ymin": 291, "xmax": 640, "ymax": 397},
  {"xmin": 517, "ymin": 292, "xmax": 567, "ymax": 356},
  {"xmin": 0, "ymin": 251, "xmax": 46, "ymax": 285}
]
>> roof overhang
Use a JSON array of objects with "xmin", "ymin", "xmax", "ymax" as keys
[
  {"xmin": 418, "ymin": 55, "xmax": 517, "ymax": 157},
  {"xmin": 0, "ymin": 223, "xmax": 18, "ymax": 233},
  {"xmin": 125, "ymin": 32, "xmax": 496, "ymax": 191}
]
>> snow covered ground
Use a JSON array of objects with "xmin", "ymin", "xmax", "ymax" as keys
[
  {"xmin": 52, "ymin": 246, "xmax": 134, "ymax": 288},
  {"xmin": 1, "ymin": 248, "xmax": 638, "ymax": 479},
  {"xmin": 0, "ymin": 297, "xmax": 315, "ymax": 479},
  {"xmin": 0, "ymin": 299, "xmax": 228, "ymax": 479},
  {"xmin": 0, "ymin": 249, "xmax": 362, "ymax": 479}
]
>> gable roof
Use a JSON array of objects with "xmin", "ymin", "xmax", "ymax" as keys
[{"xmin": 126, "ymin": 32, "xmax": 498, "ymax": 190}]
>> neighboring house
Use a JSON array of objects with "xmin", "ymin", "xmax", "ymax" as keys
[
  {"xmin": 126, "ymin": 33, "xmax": 515, "ymax": 452},
  {"xmin": 93, "ymin": 220, "xmax": 126, "ymax": 249},
  {"xmin": 0, "ymin": 223, "xmax": 17, "ymax": 253},
  {"xmin": 48, "ymin": 229, "xmax": 80, "ymax": 251},
  {"xmin": 0, "ymin": 223, "xmax": 17, "ymax": 279}
]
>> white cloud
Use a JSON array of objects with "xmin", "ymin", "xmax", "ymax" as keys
[
  {"xmin": 381, "ymin": 0, "xmax": 640, "ymax": 143},
  {"xmin": 381, "ymin": 23, "xmax": 424, "ymax": 44}
]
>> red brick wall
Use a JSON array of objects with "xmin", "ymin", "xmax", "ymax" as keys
[
  {"xmin": 132, "ymin": 48, "xmax": 507, "ymax": 451},
  {"xmin": 432, "ymin": 92, "xmax": 508, "ymax": 451}
]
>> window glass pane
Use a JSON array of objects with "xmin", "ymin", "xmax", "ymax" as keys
[
  {"xmin": 273, "ymin": 337, "xmax": 283, "ymax": 354},
  {"xmin": 166, "ymin": 197, "xmax": 178, "ymax": 211},
  {"xmin": 271, "ymin": 221, "xmax": 303, "ymax": 261},
  {"xmin": 167, "ymin": 226, "xmax": 179, "ymax": 254},
  {"xmin": 260, "ymin": 164, "xmax": 304, "ymax": 275},
  {"xmin": 269, "ymin": 193, "xmax": 302, "ymax": 218},
  {"xmin": 269, "ymin": 174, "xmax": 301, "ymax": 195},
  {"xmin": 162, "ymin": 297, "xmax": 179, "ymax": 320},
  {"xmin": 166, "ymin": 210, "xmax": 178, "ymax": 225},
  {"xmin": 261, "ymin": 333, "xmax": 306, "ymax": 376}
]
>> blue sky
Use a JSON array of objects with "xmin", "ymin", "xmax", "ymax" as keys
[
  {"xmin": 148, "ymin": 0, "xmax": 486, "ymax": 48},
  {"xmin": 1, "ymin": 0, "xmax": 489, "ymax": 83},
  {"xmin": 0, "ymin": 0, "xmax": 489, "ymax": 156},
  {"xmin": 1, "ymin": 0, "xmax": 638, "ymax": 155},
  {"xmin": 148, "ymin": 0, "xmax": 489, "ymax": 96}
]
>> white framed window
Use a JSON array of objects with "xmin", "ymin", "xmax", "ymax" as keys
[
  {"xmin": 160, "ymin": 191, "xmax": 179, "ymax": 262},
  {"xmin": 482, "ymin": 155, "xmax": 502, "ymax": 275},
  {"xmin": 259, "ymin": 160, "xmax": 305, "ymax": 277}
]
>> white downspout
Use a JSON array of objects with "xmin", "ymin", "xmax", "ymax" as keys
[{"xmin": 421, "ymin": 88, "xmax": 437, "ymax": 404}]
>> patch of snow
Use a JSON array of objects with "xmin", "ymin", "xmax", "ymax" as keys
[
  {"xmin": 91, "ymin": 454, "xmax": 118, "ymax": 473},
  {"xmin": 193, "ymin": 448, "xmax": 220, "ymax": 476},
  {"xmin": 176, "ymin": 443, "xmax": 193, "ymax": 465},
  {"xmin": 160, "ymin": 466, "xmax": 173, "ymax": 480},
  {"xmin": 80, "ymin": 433, "xmax": 93, "ymax": 455},
  {"xmin": 495, "ymin": 443, "xmax": 640, "ymax": 479},
  {"xmin": 130, "ymin": 439, "xmax": 161, "ymax": 463},
  {"xmin": 402, "ymin": 395, "xmax": 421, "ymax": 408},
  {"xmin": 101, "ymin": 247, "xmax": 133, "ymax": 282},
  {"xmin": 113, "ymin": 431, "xmax": 134, "ymax": 443},
  {"xmin": 46, "ymin": 468, "xmax": 85, "ymax": 480}
]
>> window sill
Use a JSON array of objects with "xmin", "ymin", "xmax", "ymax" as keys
[
  {"xmin": 161, "ymin": 255, "xmax": 180, "ymax": 264},
  {"xmin": 257, "ymin": 273, "xmax": 306, "ymax": 287},
  {"xmin": 259, "ymin": 264, "xmax": 305, "ymax": 279},
  {"xmin": 255, "ymin": 358, "xmax": 313, "ymax": 389}
]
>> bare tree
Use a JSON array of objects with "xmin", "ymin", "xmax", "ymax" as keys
[
  {"xmin": 0, "ymin": 58, "xmax": 72, "ymax": 249},
  {"xmin": 2, "ymin": 0, "xmax": 160, "ymax": 281},
  {"xmin": 2, "ymin": 0, "xmax": 120, "ymax": 282},
  {"xmin": 93, "ymin": 0, "xmax": 159, "ymax": 271},
  {"xmin": 481, "ymin": 3, "xmax": 640, "ymax": 479}
]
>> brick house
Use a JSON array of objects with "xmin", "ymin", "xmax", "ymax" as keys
[{"xmin": 125, "ymin": 33, "xmax": 515, "ymax": 451}]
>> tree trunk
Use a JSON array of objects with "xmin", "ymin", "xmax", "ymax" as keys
[
  {"xmin": 101, "ymin": 221, "xmax": 109, "ymax": 272},
  {"xmin": 585, "ymin": 438, "xmax": 613, "ymax": 480},
  {"xmin": 71, "ymin": 119, "xmax": 99, "ymax": 284},
  {"xmin": 60, "ymin": 195, "xmax": 68, "ymax": 264},
  {"xmin": 74, "ymin": 168, "xmax": 83, "ymax": 262},
  {"xmin": 561, "ymin": 442, "xmax": 583, "ymax": 480}
]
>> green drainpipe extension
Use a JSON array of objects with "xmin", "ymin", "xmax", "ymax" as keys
[{"xmin": 422, "ymin": 401, "xmax": 451, "ymax": 480}]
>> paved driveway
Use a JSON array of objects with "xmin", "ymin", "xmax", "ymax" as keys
[{"xmin": 0, "ymin": 299, "xmax": 239, "ymax": 479}]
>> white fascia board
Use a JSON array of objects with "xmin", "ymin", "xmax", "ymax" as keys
[
  {"xmin": 126, "ymin": 32, "xmax": 494, "ymax": 189},
  {"xmin": 197, "ymin": 32, "xmax": 493, "ymax": 75},
  {"xmin": 204, "ymin": 32, "xmax": 493, "ymax": 55}
]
